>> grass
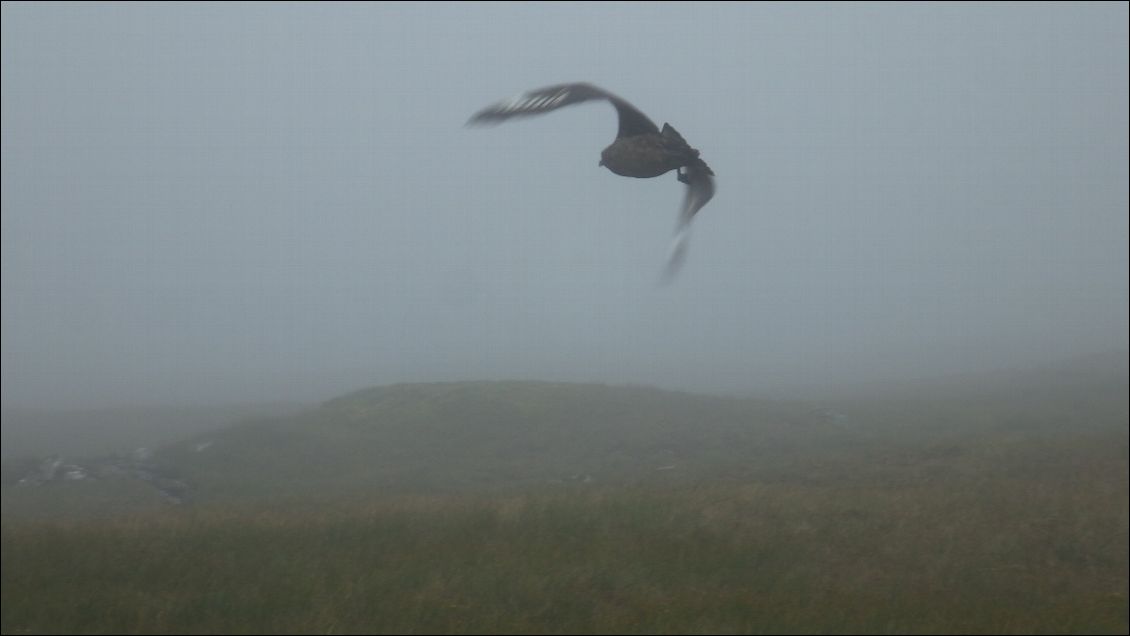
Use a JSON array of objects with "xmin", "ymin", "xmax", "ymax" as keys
[
  {"xmin": 3, "ymin": 429, "xmax": 1126, "ymax": 634},
  {"xmin": 3, "ymin": 360, "xmax": 1127, "ymax": 633}
]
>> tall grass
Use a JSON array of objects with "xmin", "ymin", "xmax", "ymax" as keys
[{"xmin": 4, "ymin": 431, "xmax": 1126, "ymax": 634}]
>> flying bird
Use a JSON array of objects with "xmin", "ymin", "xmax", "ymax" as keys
[{"xmin": 467, "ymin": 83, "xmax": 715, "ymax": 282}]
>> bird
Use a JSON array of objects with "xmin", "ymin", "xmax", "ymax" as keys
[{"xmin": 467, "ymin": 82, "xmax": 714, "ymax": 282}]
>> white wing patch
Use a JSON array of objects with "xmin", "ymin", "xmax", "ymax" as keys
[{"xmin": 498, "ymin": 89, "xmax": 570, "ymax": 114}]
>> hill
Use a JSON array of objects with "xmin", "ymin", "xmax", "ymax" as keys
[
  {"xmin": 4, "ymin": 354, "xmax": 1125, "ymax": 515},
  {"xmin": 158, "ymin": 382, "xmax": 808, "ymax": 503},
  {"xmin": 2, "ymin": 357, "xmax": 1126, "ymax": 633}
]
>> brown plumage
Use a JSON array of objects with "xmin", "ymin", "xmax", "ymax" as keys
[{"xmin": 468, "ymin": 83, "xmax": 715, "ymax": 281}]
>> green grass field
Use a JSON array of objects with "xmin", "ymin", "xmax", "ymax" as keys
[{"xmin": 2, "ymin": 358, "xmax": 1127, "ymax": 634}]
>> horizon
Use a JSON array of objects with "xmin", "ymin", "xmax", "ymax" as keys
[{"xmin": 2, "ymin": 349, "xmax": 1125, "ymax": 412}]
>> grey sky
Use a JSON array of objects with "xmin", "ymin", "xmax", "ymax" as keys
[{"xmin": 2, "ymin": 2, "xmax": 1127, "ymax": 407}]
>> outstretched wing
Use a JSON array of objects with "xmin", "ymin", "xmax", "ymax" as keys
[
  {"xmin": 661, "ymin": 164, "xmax": 715, "ymax": 284},
  {"xmin": 468, "ymin": 83, "xmax": 659, "ymax": 138}
]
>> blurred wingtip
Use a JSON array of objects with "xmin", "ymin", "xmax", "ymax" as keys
[
  {"xmin": 465, "ymin": 112, "xmax": 494, "ymax": 127},
  {"xmin": 658, "ymin": 225, "xmax": 691, "ymax": 286}
]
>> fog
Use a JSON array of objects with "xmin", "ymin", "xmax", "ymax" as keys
[{"xmin": 2, "ymin": 2, "xmax": 1127, "ymax": 408}]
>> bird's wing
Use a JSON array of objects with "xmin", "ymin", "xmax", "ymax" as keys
[
  {"xmin": 468, "ymin": 83, "xmax": 659, "ymax": 138},
  {"xmin": 680, "ymin": 163, "xmax": 715, "ymax": 226},
  {"xmin": 661, "ymin": 164, "xmax": 715, "ymax": 284}
]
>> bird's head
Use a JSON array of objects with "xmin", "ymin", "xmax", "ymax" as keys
[{"xmin": 598, "ymin": 147, "xmax": 613, "ymax": 170}]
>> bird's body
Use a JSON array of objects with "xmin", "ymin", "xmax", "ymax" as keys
[
  {"xmin": 599, "ymin": 123, "xmax": 702, "ymax": 178},
  {"xmin": 468, "ymin": 83, "xmax": 714, "ymax": 281}
]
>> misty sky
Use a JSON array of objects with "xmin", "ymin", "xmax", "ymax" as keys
[{"xmin": 2, "ymin": 2, "xmax": 1127, "ymax": 407}]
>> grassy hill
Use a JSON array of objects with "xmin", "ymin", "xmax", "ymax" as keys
[
  {"xmin": 158, "ymin": 382, "xmax": 813, "ymax": 503},
  {"xmin": 2, "ymin": 355, "xmax": 1127, "ymax": 633},
  {"xmin": 160, "ymin": 354, "xmax": 1130, "ymax": 501},
  {"xmin": 3, "ymin": 355, "xmax": 1127, "ymax": 514}
]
